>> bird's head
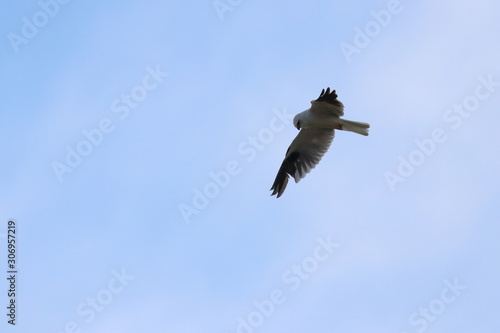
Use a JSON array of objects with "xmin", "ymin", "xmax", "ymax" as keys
[{"xmin": 293, "ymin": 114, "xmax": 301, "ymax": 130}]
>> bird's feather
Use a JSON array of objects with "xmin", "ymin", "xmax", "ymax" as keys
[
  {"xmin": 270, "ymin": 128, "xmax": 334, "ymax": 197},
  {"xmin": 310, "ymin": 87, "xmax": 344, "ymax": 117}
]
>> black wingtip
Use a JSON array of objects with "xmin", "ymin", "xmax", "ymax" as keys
[
  {"xmin": 315, "ymin": 87, "xmax": 340, "ymax": 105},
  {"xmin": 318, "ymin": 88, "xmax": 326, "ymax": 99},
  {"xmin": 270, "ymin": 173, "xmax": 288, "ymax": 198},
  {"xmin": 270, "ymin": 151, "xmax": 301, "ymax": 198}
]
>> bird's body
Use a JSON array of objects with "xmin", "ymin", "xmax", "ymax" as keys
[
  {"xmin": 293, "ymin": 110, "xmax": 369, "ymax": 135},
  {"xmin": 270, "ymin": 88, "xmax": 369, "ymax": 198}
]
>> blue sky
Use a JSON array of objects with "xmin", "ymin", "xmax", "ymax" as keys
[{"xmin": 1, "ymin": 0, "xmax": 500, "ymax": 332}]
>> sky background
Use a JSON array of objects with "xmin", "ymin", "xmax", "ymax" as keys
[{"xmin": 1, "ymin": 0, "xmax": 500, "ymax": 332}]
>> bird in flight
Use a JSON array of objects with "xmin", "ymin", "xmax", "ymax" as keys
[{"xmin": 270, "ymin": 88, "xmax": 370, "ymax": 198}]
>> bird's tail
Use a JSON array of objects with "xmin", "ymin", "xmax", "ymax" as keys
[{"xmin": 339, "ymin": 119, "xmax": 370, "ymax": 136}]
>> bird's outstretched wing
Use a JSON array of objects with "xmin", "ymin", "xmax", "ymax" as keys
[
  {"xmin": 310, "ymin": 87, "xmax": 344, "ymax": 117},
  {"xmin": 270, "ymin": 128, "xmax": 335, "ymax": 198}
]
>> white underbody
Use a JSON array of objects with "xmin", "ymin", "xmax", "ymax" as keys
[{"xmin": 294, "ymin": 109, "xmax": 369, "ymax": 136}]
